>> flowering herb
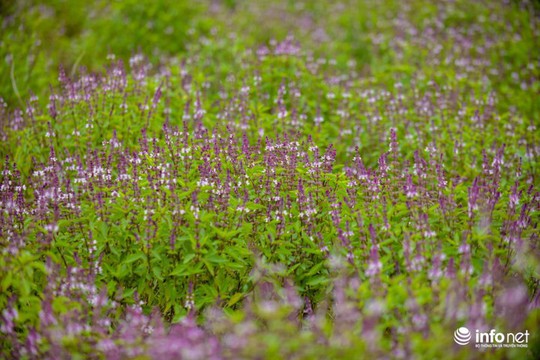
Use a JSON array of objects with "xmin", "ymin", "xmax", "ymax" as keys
[{"xmin": 1, "ymin": 0, "xmax": 539, "ymax": 358}]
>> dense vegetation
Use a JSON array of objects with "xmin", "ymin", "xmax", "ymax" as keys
[{"xmin": 1, "ymin": 0, "xmax": 539, "ymax": 358}]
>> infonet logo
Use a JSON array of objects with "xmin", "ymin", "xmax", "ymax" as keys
[
  {"xmin": 454, "ymin": 327, "xmax": 530, "ymax": 348},
  {"xmin": 454, "ymin": 327, "xmax": 471, "ymax": 345}
]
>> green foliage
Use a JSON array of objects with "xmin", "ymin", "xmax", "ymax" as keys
[{"xmin": 0, "ymin": 0, "xmax": 539, "ymax": 359}]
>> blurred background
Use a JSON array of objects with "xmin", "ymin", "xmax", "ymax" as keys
[{"xmin": 1, "ymin": 0, "xmax": 538, "ymax": 110}]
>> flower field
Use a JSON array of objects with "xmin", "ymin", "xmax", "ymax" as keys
[{"xmin": 1, "ymin": 0, "xmax": 539, "ymax": 358}]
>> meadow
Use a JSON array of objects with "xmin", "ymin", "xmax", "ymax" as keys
[{"xmin": 0, "ymin": 0, "xmax": 539, "ymax": 358}]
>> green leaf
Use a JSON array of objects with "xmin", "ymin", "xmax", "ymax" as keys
[
  {"xmin": 124, "ymin": 253, "xmax": 145, "ymax": 264},
  {"xmin": 183, "ymin": 253, "xmax": 196, "ymax": 264},
  {"xmin": 1, "ymin": 272, "xmax": 13, "ymax": 292},
  {"xmin": 306, "ymin": 276, "xmax": 329, "ymax": 287},
  {"xmin": 120, "ymin": 287, "xmax": 136, "ymax": 300},
  {"xmin": 206, "ymin": 253, "xmax": 228, "ymax": 264},
  {"xmin": 202, "ymin": 259, "xmax": 214, "ymax": 276},
  {"xmin": 213, "ymin": 227, "xmax": 241, "ymax": 240},
  {"xmin": 170, "ymin": 262, "xmax": 204, "ymax": 277},
  {"xmin": 227, "ymin": 293, "xmax": 244, "ymax": 307},
  {"xmin": 152, "ymin": 266, "xmax": 164, "ymax": 281},
  {"xmin": 304, "ymin": 262, "xmax": 325, "ymax": 278}
]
